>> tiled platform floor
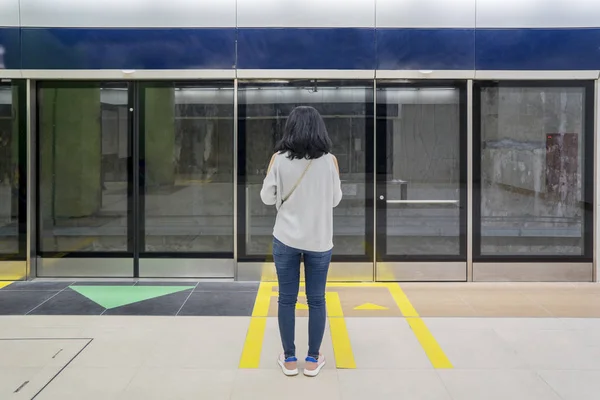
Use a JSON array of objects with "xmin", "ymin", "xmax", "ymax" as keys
[
  {"xmin": 1, "ymin": 281, "xmax": 600, "ymax": 399},
  {"xmin": 1, "ymin": 316, "xmax": 600, "ymax": 399},
  {"xmin": 1, "ymin": 281, "xmax": 600, "ymax": 317}
]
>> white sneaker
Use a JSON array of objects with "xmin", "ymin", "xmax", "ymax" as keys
[
  {"xmin": 277, "ymin": 353, "xmax": 298, "ymax": 376},
  {"xmin": 303, "ymin": 354, "xmax": 326, "ymax": 377}
]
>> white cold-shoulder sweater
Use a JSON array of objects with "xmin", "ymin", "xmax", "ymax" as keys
[{"xmin": 260, "ymin": 152, "xmax": 343, "ymax": 252}]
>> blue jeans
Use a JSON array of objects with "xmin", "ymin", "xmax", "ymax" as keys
[{"xmin": 273, "ymin": 237, "xmax": 332, "ymax": 359}]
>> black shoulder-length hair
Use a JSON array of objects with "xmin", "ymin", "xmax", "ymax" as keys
[{"xmin": 275, "ymin": 106, "xmax": 332, "ymax": 160}]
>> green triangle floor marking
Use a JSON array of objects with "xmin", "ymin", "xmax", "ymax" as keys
[{"xmin": 70, "ymin": 285, "xmax": 195, "ymax": 309}]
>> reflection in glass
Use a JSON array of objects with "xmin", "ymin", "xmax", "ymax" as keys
[
  {"xmin": 480, "ymin": 86, "xmax": 587, "ymax": 256},
  {"xmin": 38, "ymin": 83, "xmax": 130, "ymax": 253},
  {"xmin": 142, "ymin": 84, "xmax": 234, "ymax": 253},
  {"xmin": 0, "ymin": 83, "xmax": 21, "ymax": 256},
  {"xmin": 378, "ymin": 87, "xmax": 462, "ymax": 256},
  {"xmin": 240, "ymin": 82, "xmax": 371, "ymax": 257}
]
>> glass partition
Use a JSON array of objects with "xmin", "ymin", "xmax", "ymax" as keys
[
  {"xmin": 475, "ymin": 81, "xmax": 594, "ymax": 260},
  {"xmin": 139, "ymin": 82, "xmax": 234, "ymax": 256},
  {"xmin": 37, "ymin": 82, "xmax": 132, "ymax": 256},
  {"xmin": 237, "ymin": 80, "xmax": 374, "ymax": 261}
]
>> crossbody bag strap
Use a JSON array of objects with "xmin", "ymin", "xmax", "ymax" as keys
[{"xmin": 281, "ymin": 160, "xmax": 313, "ymax": 204}]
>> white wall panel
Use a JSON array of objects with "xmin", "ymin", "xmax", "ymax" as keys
[
  {"xmin": 376, "ymin": 0, "xmax": 475, "ymax": 28},
  {"xmin": 237, "ymin": 0, "xmax": 375, "ymax": 28},
  {"xmin": 0, "ymin": 0, "xmax": 20, "ymax": 27},
  {"xmin": 20, "ymin": 0, "xmax": 236, "ymax": 28},
  {"xmin": 477, "ymin": 0, "xmax": 600, "ymax": 28}
]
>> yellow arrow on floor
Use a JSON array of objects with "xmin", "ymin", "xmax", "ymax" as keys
[
  {"xmin": 296, "ymin": 302, "xmax": 309, "ymax": 310},
  {"xmin": 353, "ymin": 303, "xmax": 389, "ymax": 311}
]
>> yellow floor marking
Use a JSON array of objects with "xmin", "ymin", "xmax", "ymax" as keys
[
  {"xmin": 253, "ymin": 282, "xmax": 275, "ymax": 317},
  {"xmin": 0, "ymin": 282, "xmax": 12, "ymax": 289},
  {"xmin": 269, "ymin": 292, "xmax": 308, "ymax": 310},
  {"xmin": 386, "ymin": 283, "xmax": 453, "ymax": 369},
  {"xmin": 386, "ymin": 283, "xmax": 419, "ymax": 318},
  {"xmin": 326, "ymin": 292, "xmax": 356, "ymax": 369},
  {"xmin": 239, "ymin": 282, "xmax": 274, "ymax": 369},
  {"xmin": 406, "ymin": 318, "xmax": 453, "ymax": 369},
  {"xmin": 353, "ymin": 302, "xmax": 389, "ymax": 310}
]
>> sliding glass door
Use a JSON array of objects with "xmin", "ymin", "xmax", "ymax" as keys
[
  {"xmin": 36, "ymin": 80, "xmax": 236, "ymax": 278},
  {"xmin": 138, "ymin": 81, "xmax": 235, "ymax": 277},
  {"xmin": 37, "ymin": 82, "xmax": 133, "ymax": 277},
  {"xmin": 237, "ymin": 80, "xmax": 374, "ymax": 281},
  {"xmin": 375, "ymin": 81, "xmax": 468, "ymax": 281}
]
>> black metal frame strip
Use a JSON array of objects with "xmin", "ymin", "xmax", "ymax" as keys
[{"xmin": 130, "ymin": 82, "xmax": 139, "ymax": 276}]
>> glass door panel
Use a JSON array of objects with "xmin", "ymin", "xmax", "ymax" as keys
[
  {"xmin": 475, "ymin": 82, "xmax": 593, "ymax": 260},
  {"xmin": 237, "ymin": 80, "xmax": 374, "ymax": 280},
  {"xmin": 375, "ymin": 82, "xmax": 467, "ymax": 281},
  {"xmin": 37, "ymin": 82, "xmax": 133, "ymax": 277},
  {"xmin": 138, "ymin": 81, "xmax": 235, "ymax": 278}
]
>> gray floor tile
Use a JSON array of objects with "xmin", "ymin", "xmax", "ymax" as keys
[
  {"xmin": 345, "ymin": 318, "xmax": 432, "ymax": 369},
  {"xmin": 194, "ymin": 282, "xmax": 259, "ymax": 292},
  {"xmin": 178, "ymin": 291, "xmax": 256, "ymax": 316},
  {"xmin": 339, "ymin": 370, "xmax": 451, "ymax": 400},
  {"xmin": 0, "ymin": 291, "xmax": 59, "ymax": 315},
  {"xmin": 69, "ymin": 338, "xmax": 155, "ymax": 368},
  {"xmin": 432, "ymin": 328, "xmax": 529, "ymax": 369},
  {"xmin": 495, "ymin": 328, "xmax": 600, "ymax": 369},
  {"xmin": 28, "ymin": 289, "xmax": 105, "ymax": 316},
  {"xmin": 231, "ymin": 369, "xmax": 340, "ymax": 400},
  {"xmin": 121, "ymin": 368, "xmax": 235, "ymax": 400},
  {"xmin": 0, "ymin": 367, "xmax": 42, "ymax": 399},
  {"xmin": 3, "ymin": 281, "xmax": 74, "ymax": 291},
  {"xmin": 34, "ymin": 366, "xmax": 138, "ymax": 400},
  {"xmin": 437, "ymin": 370, "xmax": 562, "ymax": 400},
  {"xmin": 538, "ymin": 370, "xmax": 600, "ymax": 400},
  {"xmin": 145, "ymin": 319, "xmax": 249, "ymax": 369}
]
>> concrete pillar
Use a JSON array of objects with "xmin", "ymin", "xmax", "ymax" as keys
[
  {"xmin": 40, "ymin": 86, "xmax": 102, "ymax": 218},
  {"xmin": 144, "ymin": 87, "xmax": 175, "ymax": 186}
]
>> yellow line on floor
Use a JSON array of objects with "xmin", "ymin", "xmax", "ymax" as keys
[
  {"xmin": 238, "ymin": 282, "xmax": 274, "ymax": 369},
  {"xmin": 326, "ymin": 292, "xmax": 356, "ymax": 369},
  {"xmin": 386, "ymin": 283, "xmax": 453, "ymax": 369},
  {"xmin": 0, "ymin": 281, "xmax": 12, "ymax": 289},
  {"xmin": 263, "ymin": 288, "xmax": 356, "ymax": 369}
]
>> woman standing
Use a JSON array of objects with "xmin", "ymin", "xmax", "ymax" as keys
[{"xmin": 260, "ymin": 106, "xmax": 342, "ymax": 377}]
